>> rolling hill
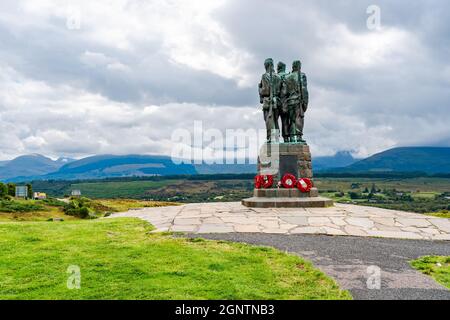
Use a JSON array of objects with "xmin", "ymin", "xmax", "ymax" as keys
[
  {"xmin": 0, "ymin": 154, "xmax": 73, "ymax": 180},
  {"xmin": 41, "ymin": 155, "xmax": 197, "ymax": 180},
  {"xmin": 337, "ymin": 147, "xmax": 450, "ymax": 173}
]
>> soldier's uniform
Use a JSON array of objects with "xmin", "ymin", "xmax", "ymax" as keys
[
  {"xmin": 284, "ymin": 63, "xmax": 308, "ymax": 142},
  {"xmin": 277, "ymin": 62, "xmax": 289, "ymax": 142},
  {"xmin": 259, "ymin": 63, "xmax": 282, "ymax": 142}
]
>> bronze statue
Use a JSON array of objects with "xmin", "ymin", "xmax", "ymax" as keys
[
  {"xmin": 277, "ymin": 61, "xmax": 290, "ymax": 143},
  {"xmin": 284, "ymin": 60, "xmax": 308, "ymax": 143},
  {"xmin": 259, "ymin": 58, "xmax": 309, "ymax": 143},
  {"xmin": 259, "ymin": 58, "xmax": 281, "ymax": 142}
]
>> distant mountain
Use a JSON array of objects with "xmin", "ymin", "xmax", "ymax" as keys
[
  {"xmin": 2, "ymin": 147, "xmax": 449, "ymax": 182},
  {"xmin": 336, "ymin": 147, "xmax": 450, "ymax": 173},
  {"xmin": 0, "ymin": 154, "xmax": 71, "ymax": 180},
  {"xmin": 38, "ymin": 154, "xmax": 197, "ymax": 180},
  {"xmin": 313, "ymin": 151, "xmax": 357, "ymax": 171},
  {"xmin": 195, "ymin": 163, "xmax": 257, "ymax": 174}
]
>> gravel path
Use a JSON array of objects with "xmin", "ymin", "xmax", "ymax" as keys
[{"xmin": 185, "ymin": 233, "xmax": 450, "ymax": 300}]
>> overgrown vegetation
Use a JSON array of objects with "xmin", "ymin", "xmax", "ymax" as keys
[
  {"xmin": 0, "ymin": 194, "xmax": 177, "ymax": 221},
  {"xmin": 0, "ymin": 199, "xmax": 46, "ymax": 213},
  {"xmin": 0, "ymin": 218, "xmax": 351, "ymax": 299},
  {"xmin": 410, "ymin": 256, "xmax": 450, "ymax": 289}
]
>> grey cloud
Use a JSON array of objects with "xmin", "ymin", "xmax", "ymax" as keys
[
  {"xmin": 0, "ymin": 15, "xmax": 254, "ymax": 107},
  {"xmin": 0, "ymin": 0, "xmax": 449, "ymax": 160}
]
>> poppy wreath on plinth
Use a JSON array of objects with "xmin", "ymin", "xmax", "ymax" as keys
[
  {"xmin": 297, "ymin": 177, "xmax": 313, "ymax": 193},
  {"xmin": 260, "ymin": 175, "xmax": 274, "ymax": 189},
  {"xmin": 281, "ymin": 173, "xmax": 297, "ymax": 189},
  {"xmin": 255, "ymin": 175, "xmax": 274, "ymax": 189},
  {"xmin": 254, "ymin": 175, "xmax": 263, "ymax": 189}
]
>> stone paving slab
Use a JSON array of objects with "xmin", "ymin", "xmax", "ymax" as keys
[{"xmin": 108, "ymin": 202, "xmax": 450, "ymax": 241}]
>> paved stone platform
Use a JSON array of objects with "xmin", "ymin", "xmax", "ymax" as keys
[{"xmin": 109, "ymin": 202, "xmax": 450, "ymax": 241}]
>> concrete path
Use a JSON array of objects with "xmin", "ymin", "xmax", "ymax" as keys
[
  {"xmin": 110, "ymin": 202, "xmax": 450, "ymax": 241},
  {"xmin": 187, "ymin": 233, "xmax": 450, "ymax": 300}
]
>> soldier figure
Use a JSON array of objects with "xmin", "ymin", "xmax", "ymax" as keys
[
  {"xmin": 259, "ymin": 58, "xmax": 282, "ymax": 142},
  {"xmin": 277, "ymin": 61, "xmax": 290, "ymax": 143},
  {"xmin": 284, "ymin": 60, "xmax": 309, "ymax": 143}
]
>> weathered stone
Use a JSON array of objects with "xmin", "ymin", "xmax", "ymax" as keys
[
  {"xmin": 173, "ymin": 218, "xmax": 201, "ymax": 225},
  {"xmin": 308, "ymin": 217, "xmax": 331, "ymax": 225},
  {"xmin": 171, "ymin": 225, "xmax": 197, "ymax": 232},
  {"xmin": 366, "ymin": 230, "xmax": 424, "ymax": 240},
  {"xmin": 280, "ymin": 216, "xmax": 309, "ymax": 225},
  {"xmin": 309, "ymin": 187, "xmax": 319, "ymax": 197},
  {"xmin": 396, "ymin": 218, "xmax": 431, "ymax": 228},
  {"xmin": 299, "ymin": 169, "xmax": 313, "ymax": 178},
  {"xmin": 233, "ymin": 224, "xmax": 261, "ymax": 233},
  {"xmin": 346, "ymin": 217, "xmax": 374, "ymax": 229},
  {"xmin": 290, "ymin": 226, "xmax": 325, "ymax": 234},
  {"xmin": 262, "ymin": 228, "xmax": 286, "ymax": 234},
  {"xmin": 429, "ymin": 219, "xmax": 450, "ymax": 233},
  {"xmin": 322, "ymin": 226, "xmax": 347, "ymax": 236},
  {"xmin": 330, "ymin": 217, "xmax": 347, "ymax": 226},
  {"xmin": 344, "ymin": 225, "xmax": 368, "ymax": 236},
  {"xmin": 197, "ymin": 224, "xmax": 234, "ymax": 233},
  {"xmin": 372, "ymin": 217, "xmax": 395, "ymax": 226}
]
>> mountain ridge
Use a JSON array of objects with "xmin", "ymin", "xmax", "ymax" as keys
[
  {"xmin": 1, "ymin": 146, "xmax": 449, "ymax": 182},
  {"xmin": 330, "ymin": 147, "xmax": 450, "ymax": 173}
]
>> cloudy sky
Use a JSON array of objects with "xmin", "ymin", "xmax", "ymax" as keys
[{"xmin": 0, "ymin": 0, "xmax": 449, "ymax": 161}]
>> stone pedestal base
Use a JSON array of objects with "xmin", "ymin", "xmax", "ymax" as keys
[
  {"xmin": 242, "ymin": 142, "xmax": 333, "ymax": 208},
  {"xmin": 242, "ymin": 196, "xmax": 333, "ymax": 208},
  {"xmin": 242, "ymin": 187, "xmax": 333, "ymax": 208}
]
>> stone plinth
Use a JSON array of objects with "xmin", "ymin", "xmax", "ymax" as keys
[
  {"xmin": 242, "ymin": 142, "xmax": 333, "ymax": 208},
  {"xmin": 242, "ymin": 196, "xmax": 333, "ymax": 208},
  {"xmin": 258, "ymin": 142, "xmax": 313, "ymax": 181}
]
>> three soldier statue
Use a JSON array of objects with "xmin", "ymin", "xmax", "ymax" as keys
[{"xmin": 259, "ymin": 58, "xmax": 309, "ymax": 143}]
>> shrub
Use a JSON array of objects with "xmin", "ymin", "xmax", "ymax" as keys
[
  {"xmin": 64, "ymin": 206, "xmax": 90, "ymax": 219},
  {"xmin": 42, "ymin": 198, "xmax": 67, "ymax": 207},
  {"xmin": 6, "ymin": 183, "xmax": 16, "ymax": 197},
  {"xmin": 0, "ymin": 199, "xmax": 46, "ymax": 213},
  {"xmin": 0, "ymin": 183, "xmax": 8, "ymax": 198},
  {"xmin": 63, "ymin": 198, "xmax": 91, "ymax": 218},
  {"xmin": 348, "ymin": 191, "xmax": 362, "ymax": 199}
]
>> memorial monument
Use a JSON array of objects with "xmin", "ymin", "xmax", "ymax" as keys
[{"xmin": 242, "ymin": 58, "xmax": 333, "ymax": 208}]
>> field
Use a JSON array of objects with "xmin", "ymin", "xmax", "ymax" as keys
[
  {"xmin": 0, "ymin": 218, "xmax": 351, "ymax": 300},
  {"xmin": 0, "ymin": 198, "xmax": 178, "ymax": 222},
  {"xmin": 31, "ymin": 176, "xmax": 450, "ymax": 214}
]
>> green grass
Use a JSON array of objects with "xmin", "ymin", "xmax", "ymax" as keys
[
  {"xmin": 95, "ymin": 199, "xmax": 179, "ymax": 212},
  {"xmin": 410, "ymin": 256, "xmax": 450, "ymax": 289},
  {"xmin": 427, "ymin": 210, "xmax": 450, "ymax": 219},
  {"xmin": 69, "ymin": 181, "xmax": 172, "ymax": 198},
  {"xmin": 0, "ymin": 218, "xmax": 351, "ymax": 300}
]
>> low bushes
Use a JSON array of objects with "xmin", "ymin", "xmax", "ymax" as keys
[
  {"xmin": 0, "ymin": 199, "xmax": 46, "ymax": 213},
  {"xmin": 63, "ymin": 197, "xmax": 109, "ymax": 219}
]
